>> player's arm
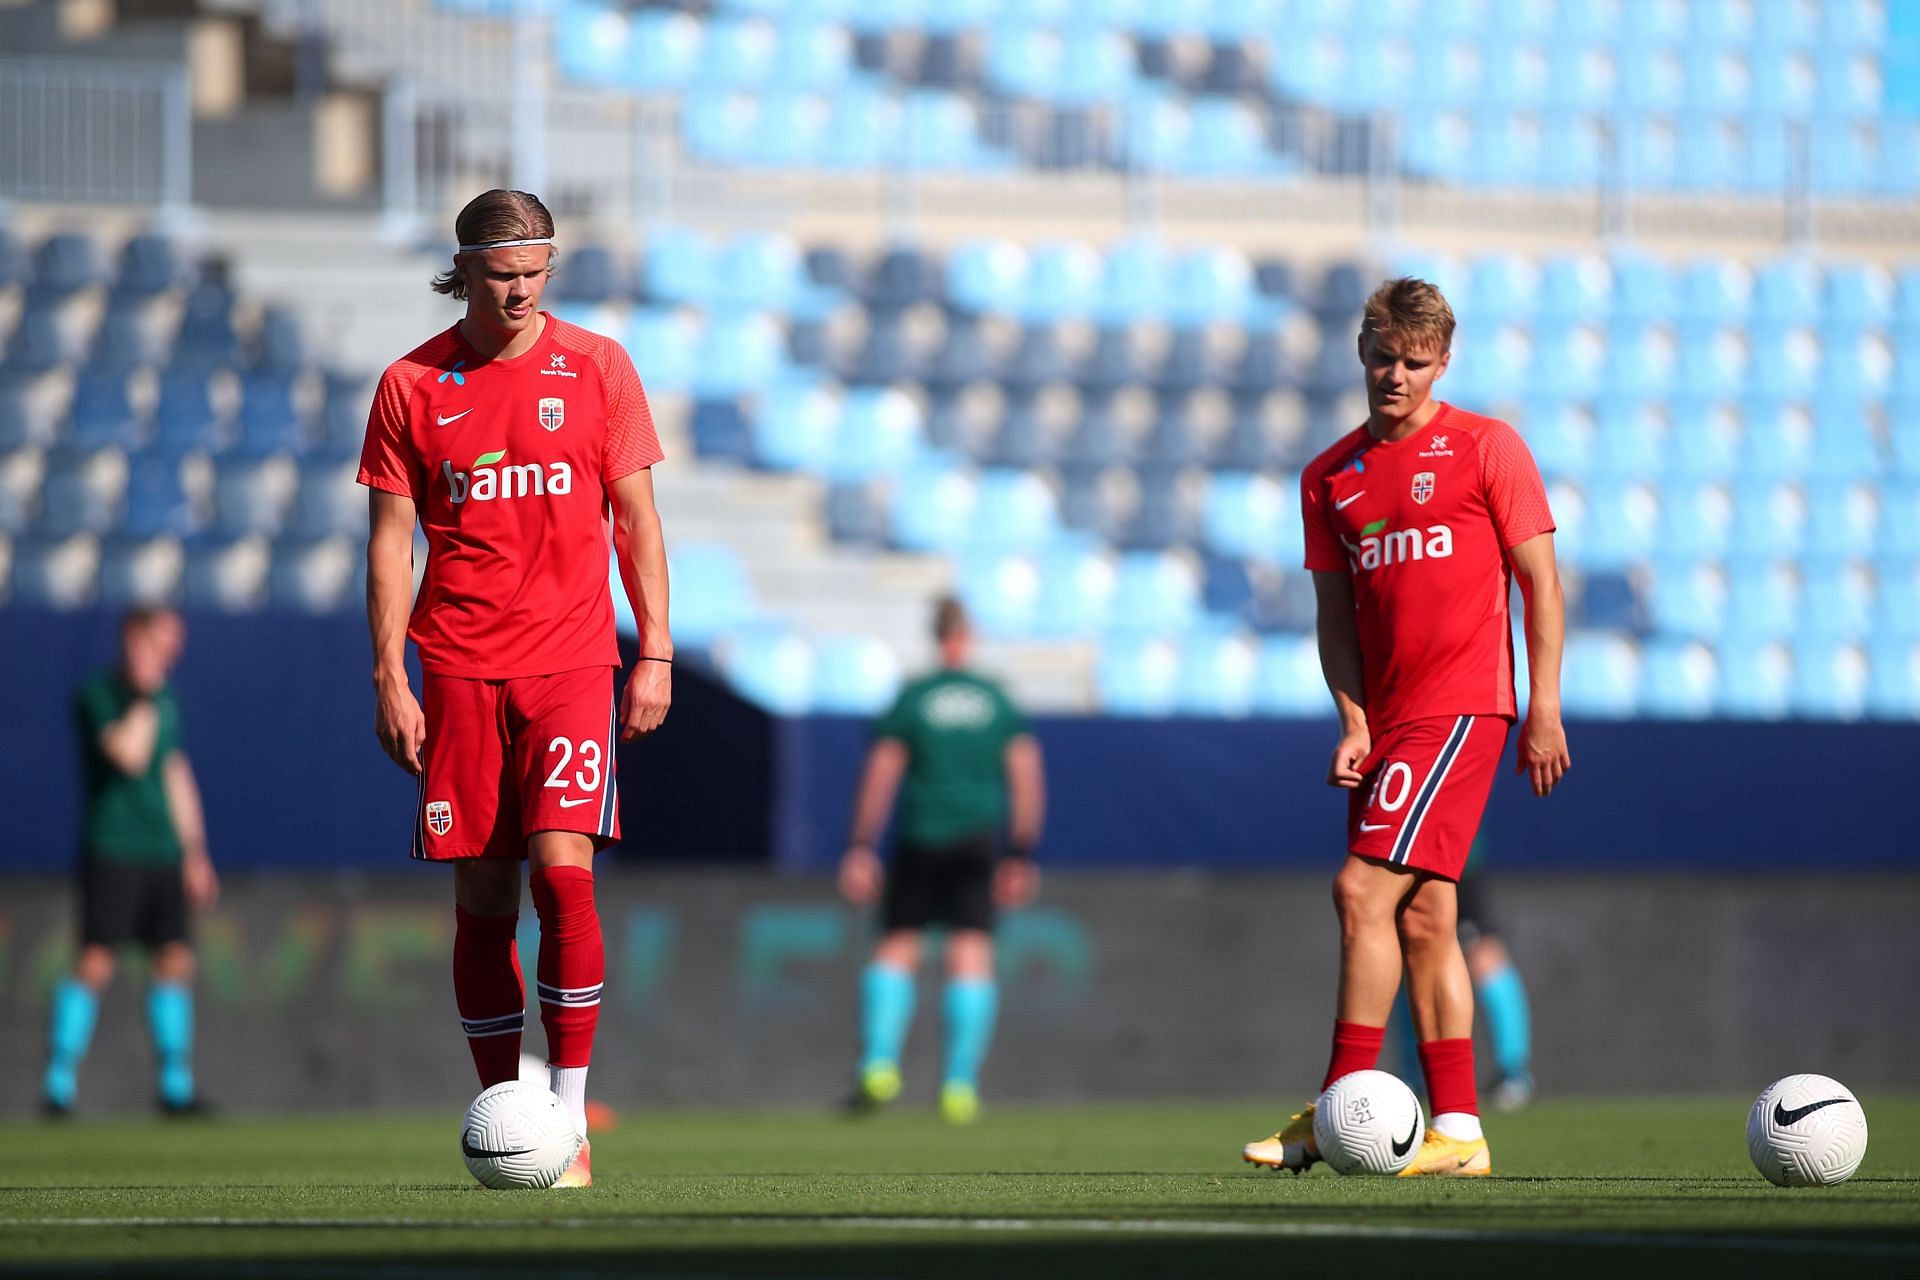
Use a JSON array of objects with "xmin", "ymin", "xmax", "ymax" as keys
[
  {"xmin": 163, "ymin": 751, "xmax": 218, "ymax": 909},
  {"xmin": 839, "ymin": 738, "xmax": 908, "ymax": 905},
  {"xmin": 366, "ymin": 488, "xmax": 426, "ymax": 775},
  {"xmin": 1508, "ymin": 532, "xmax": 1570, "ymax": 797},
  {"xmin": 996, "ymin": 734, "xmax": 1045, "ymax": 908},
  {"xmin": 1312, "ymin": 569, "xmax": 1370, "ymax": 788},
  {"xmin": 610, "ymin": 467, "xmax": 672, "ymax": 740},
  {"xmin": 96, "ymin": 697, "xmax": 162, "ymax": 776}
]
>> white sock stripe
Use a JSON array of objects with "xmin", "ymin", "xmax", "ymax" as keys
[
  {"xmin": 539, "ymin": 994, "xmax": 602, "ymax": 1008},
  {"xmin": 459, "ymin": 1013, "xmax": 525, "ymax": 1032},
  {"xmin": 462, "ymin": 1026, "xmax": 524, "ymax": 1039},
  {"xmin": 536, "ymin": 982, "xmax": 604, "ymax": 997}
]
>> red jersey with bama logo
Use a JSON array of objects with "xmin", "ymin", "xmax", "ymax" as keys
[
  {"xmin": 357, "ymin": 314, "xmax": 663, "ymax": 679},
  {"xmin": 1300, "ymin": 403, "xmax": 1554, "ymax": 733}
]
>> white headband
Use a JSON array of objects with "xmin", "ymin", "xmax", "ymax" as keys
[{"xmin": 456, "ymin": 237, "xmax": 553, "ymax": 253}]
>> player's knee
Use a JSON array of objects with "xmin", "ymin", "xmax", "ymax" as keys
[
  {"xmin": 151, "ymin": 944, "xmax": 195, "ymax": 984},
  {"xmin": 1397, "ymin": 895, "xmax": 1457, "ymax": 951},
  {"xmin": 75, "ymin": 946, "xmax": 115, "ymax": 989},
  {"xmin": 1332, "ymin": 864, "xmax": 1393, "ymax": 932},
  {"xmin": 873, "ymin": 931, "xmax": 921, "ymax": 971},
  {"xmin": 945, "ymin": 930, "xmax": 993, "ymax": 979},
  {"xmin": 453, "ymin": 861, "xmax": 521, "ymax": 917}
]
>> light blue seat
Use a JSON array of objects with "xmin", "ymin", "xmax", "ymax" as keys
[
  {"xmin": 1610, "ymin": 255, "xmax": 1680, "ymax": 321},
  {"xmin": 1020, "ymin": 243, "xmax": 1102, "ymax": 323},
  {"xmin": 1802, "ymin": 480, "xmax": 1879, "ymax": 557},
  {"xmin": 1033, "ymin": 543, "xmax": 1117, "ymax": 637},
  {"xmin": 743, "ymin": 91, "xmax": 830, "ymax": 168},
  {"xmin": 1646, "ymin": 555, "xmax": 1727, "ymax": 638},
  {"xmin": 1167, "ymin": 247, "xmax": 1253, "ymax": 326},
  {"xmin": 1655, "ymin": 480, "xmax": 1734, "ymax": 559},
  {"xmin": 1746, "ymin": 49, "xmax": 1817, "ymax": 117},
  {"xmin": 915, "ymin": 0, "xmax": 999, "ymax": 34},
  {"xmin": 1398, "ymin": 111, "xmax": 1473, "ymax": 183},
  {"xmin": 889, "ymin": 453, "xmax": 976, "ymax": 552},
  {"xmin": 1201, "ymin": 471, "xmax": 1290, "ymax": 562},
  {"xmin": 1676, "ymin": 118, "xmax": 1746, "ymax": 192},
  {"xmin": 1816, "ymin": 333, "xmax": 1892, "ymax": 408},
  {"xmin": 1097, "ymin": 239, "xmax": 1172, "ymax": 325},
  {"xmin": 959, "ymin": 549, "xmax": 1041, "ymax": 636},
  {"xmin": 1866, "ymin": 637, "xmax": 1918, "ymax": 719},
  {"xmin": 1110, "ymin": 551, "xmax": 1200, "ymax": 634},
  {"xmin": 1251, "ymin": 633, "xmax": 1326, "ymax": 716},
  {"xmin": 1689, "ymin": 0, "xmax": 1753, "ymax": 46},
  {"xmin": 1175, "ymin": 627, "xmax": 1259, "ymax": 718},
  {"xmin": 693, "ymin": 312, "xmax": 785, "ymax": 397},
  {"xmin": 1891, "ymin": 406, "xmax": 1920, "ymax": 478},
  {"xmin": 1816, "ymin": 48, "xmax": 1882, "ymax": 117},
  {"xmin": 1615, "ymin": 47, "xmax": 1685, "ymax": 113},
  {"xmin": 1560, "ymin": 631, "xmax": 1642, "ymax": 718},
  {"xmin": 903, "ymin": 91, "xmax": 1004, "ymax": 172},
  {"xmin": 750, "ymin": 383, "xmax": 837, "ymax": 473},
  {"xmin": 1663, "ymin": 401, "xmax": 1742, "ymax": 480},
  {"xmin": 1754, "ymin": 0, "xmax": 1817, "ymax": 50},
  {"xmin": 1811, "ymin": 119, "xmax": 1876, "ymax": 194},
  {"xmin": 1469, "ymin": 256, "xmax": 1539, "ymax": 324},
  {"xmin": 984, "ymin": 25, "xmax": 1058, "ymax": 99},
  {"xmin": 1535, "ymin": 113, "xmax": 1606, "ymax": 189},
  {"xmin": 1738, "ymin": 118, "xmax": 1794, "ymax": 194},
  {"xmin": 1575, "ymin": 479, "xmax": 1659, "ymax": 569},
  {"xmin": 267, "ymin": 536, "xmax": 355, "ymax": 613},
  {"xmin": 811, "ymin": 634, "xmax": 903, "ymax": 714},
  {"xmin": 819, "ymin": 87, "xmax": 899, "ymax": 169},
  {"xmin": 1724, "ymin": 557, "xmax": 1799, "ymax": 639},
  {"xmin": 640, "ymin": 228, "xmax": 714, "ymax": 305},
  {"xmin": 1639, "ymin": 638, "xmax": 1718, "ymax": 718},
  {"xmin": 626, "ymin": 308, "xmax": 697, "ymax": 393},
  {"xmin": 1732, "ymin": 482, "xmax": 1807, "ymax": 557},
  {"xmin": 947, "ymin": 239, "xmax": 1028, "ymax": 315},
  {"xmin": 1678, "ymin": 259, "xmax": 1752, "ymax": 324},
  {"xmin": 1519, "ymin": 399, "xmax": 1592, "ymax": 478},
  {"xmin": 1589, "ymin": 398, "xmax": 1667, "ymax": 477},
  {"xmin": 1824, "ymin": 263, "xmax": 1894, "ymax": 328},
  {"xmin": 1334, "ymin": 39, "xmax": 1414, "ymax": 112},
  {"xmin": 1821, "ymin": 0, "xmax": 1886, "ymax": 48},
  {"xmin": 1055, "ymin": 27, "xmax": 1135, "ymax": 107},
  {"xmin": 702, "ymin": 17, "xmax": 777, "ymax": 87},
  {"xmin": 1879, "ymin": 483, "xmax": 1920, "ymax": 555},
  {"xmin": 964, "ymin": 468, "xmax": 1059, "ymax": 552},
  {"xmin": 1096, "ymin": 633, "xmax": 1182, "ymax": 717},
  {"xmin": 1713, "ymin": 639, "xmax": 1794, "ymax": 718},
  {"xmin": 1874, "ymin": 559, "xmax": 1920, "ymax": 637},
  {"xmin": 1538, "ymin": 255, "xmax": 1611, "ymax": 322},
  {"xmin": 1738, "ymin": 403, "xmax": 1814, "ymax": 480},
  {"xmin": 1173, "ymin": 99, "xmax": 1275, "ymax": 177},
  {"xmin": 181, "ymin": 534, "xmax": 269, "ymax": 612},
  {"xmin": 1752, "ymin": 260, "xmax": 1823, "ymax": 324},
  {"xmin": 722, "ymin": 626, "xmax": 815, "ymax": 715},
  {"xmin": 829, "ymin": 389, "xmax": 924, "ymax": 483},
  {"xmin": 1677, "ymin": 326, "xmax": 1747, "ymax": 388},
  {"xmin": 554, "ymin": 3, "xmax": 630, "ymax": 86},
  {"xmin": 1544, "ymin": 45, "xmax": 1614, "ymax": 113},
  {"xmin": 1806, "ymin": 408, "xmax": 1884, "ymax": 479},
  {"xmin": 1468, "ymin": 112, "xmax": 1543, "ymax": 187},
  {"xmin": 712, "ymin": 233, "xmax": 812, "ymax": 314},
  {"xmin": 1798, "ymin": 558, "xmax": 1875, "ymax": 640},
  {"xmin": 683, "ymin": 91, "xmax": 759, "ymax": 164},
  {"xmin": 666, "ymin": 543, "xmax": 757, "ymax": 646},
  {"xmin": 1682, "ymin": 46, "xmax": 1749, "ymax": 114},
  {"xmin": 1600, "ymin": 324, "xmax": 1676, "ymax": 399},
  {"xmin": 767, "ymin": 19, "xmax": 852, "ymax": 89}
]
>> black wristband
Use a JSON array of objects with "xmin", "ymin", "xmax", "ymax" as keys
[{"xmin": 638, "ymin": 656, "xmax": 673, "ymax": 664}]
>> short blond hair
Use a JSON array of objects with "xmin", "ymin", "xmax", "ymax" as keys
[{"xmin": 1360, "ymin": 277, "xmax": 1456, "ymax": 353}]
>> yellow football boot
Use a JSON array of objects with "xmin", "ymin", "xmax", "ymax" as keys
[
  {"xmin": 1395, "ymin": 1129, "xmax": 1491, "ymax": 1177},
  {"xmin": 1242, "ymin": 1103, "xmax": 1319, "ymax": 1174},
  {"xmin": 553, "ymin": 1138, "xmax": 592, "ymax": 1188},
  {"xmin": 939, "ymin": 1082, "xmax": 980, "ymax": 1126}
]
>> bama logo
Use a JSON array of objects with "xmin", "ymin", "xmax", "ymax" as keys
[
  {"xmin": 442, "ymin": 450, "xmax": 573, "ymax": 504},
  {"xmin": 1340, "ymin": 519, "xmax": 1455, "ymax": 572}
]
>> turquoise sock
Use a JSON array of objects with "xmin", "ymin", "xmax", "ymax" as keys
[
  {"xmin": 43, "ymin": 979, "xmax": 100, "ymax": 1106},
  {"xmin": 1476, "ymin": 964, "xmax": 1532, "ymax": 1081},
  {"xmin": 859, "ymin": 964, "xmax": 915, "ymax": 1072},
  {"xmin": 147, "ymin": 982, "xmax": 196, "ymax": 1106},
  {"xmin": 941, "ymin": 978, "xmax": 998, "ymax": 1090}
]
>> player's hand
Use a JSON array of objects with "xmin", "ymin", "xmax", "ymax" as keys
[
  {"xmin": 839, "ymin": 845, "xmax": 882, "ymax": 904},
  {"xmin": 620, "ymin": 660, "xmax": 672, "ymax": 741},
  {"xmin": 374, "ymin": 674, "xmax": 426, "ymax": 775},
  {"xmin": 1327, "ymin": 729, "xmax": 1371, "ymax": 788},
  {"xmin": 993, "ymin": 858, "xmax": 1040, "ymax": 909},
  {"xmin": 1516, "ymin": 708, "xmax": 1570, "ymax": 797},
  {"xmin": 182, "ymin": 851, "xmax": 219, "ymax": 910}
]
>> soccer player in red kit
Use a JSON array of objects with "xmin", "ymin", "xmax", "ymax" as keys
[
  {"xmin": 359, "ymin": 189, "xmax": 671, "ymax": 1187},
  {"xmin": 1242, "ymin": 278, "xmax": 1569, "ymax": 1177}
]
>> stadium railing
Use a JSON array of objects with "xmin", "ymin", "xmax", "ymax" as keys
[{"xmin": 0, "ymin": 57, "xmax": 193, "ymax": 215}]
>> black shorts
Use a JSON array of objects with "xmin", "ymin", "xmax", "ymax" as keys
[
  {"xmin": 1455, "ymin": 874, "xmax": 1495, "ymax": 950},
  {"xmin": 80, "ymin": 858, "xmax": 188, "ymax": 950},
  {"xmin": 881, "ymin": 833, "xmax": 998, "ymax": 933}
]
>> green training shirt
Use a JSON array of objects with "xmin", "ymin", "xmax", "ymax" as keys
[
  {"xmin": 76, "ymin": 671, "xmax": 183, "ymax": 866},
  {"xmin": 875, "ymin": 669, "xmax": 1027, "ymax": 848}
]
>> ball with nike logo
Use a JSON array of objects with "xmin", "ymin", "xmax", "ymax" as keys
[
  {"xmin": 460, "ymin": 1079, "xmax": 582, "ymax": 1189},
  {"xmin": 1314, "ymin": 1069, "xmax": 1425, "ymax": 1176},
  {"xmin": 1746, "ymin": 1074, "xmax": 1868, "ymax": 1187}
]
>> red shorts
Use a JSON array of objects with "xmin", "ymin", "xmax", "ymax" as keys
[
  {"xmin": 1347, "ymin": 714, "xmax": 1508, "ymax": 881},
  {"xmin": 413, "ymin": 665, "xmax": 620, "ymax": 861}
]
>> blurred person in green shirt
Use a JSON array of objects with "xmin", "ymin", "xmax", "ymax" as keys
[
  {"xmin": 42, "ymin": 607, "xmax": 218, "ymax": 1116},
  {"xmin": 839, "ymin": 597, "xmax": 1045, "ymax": 1125}
]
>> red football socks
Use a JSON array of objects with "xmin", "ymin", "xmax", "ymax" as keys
[
  {"xmin": 453, "ymin": 905, "xmax": 524, "ymax": 1087},
  {"xmin": 530, "ymin": 865, "xmax": 604, "ymax": 1070},
  {"xmin": 1418, "ymin": 1037, "xmax": 1480, "ymax": 1118},
  {"xmin": 1322, "ymin": 1020, "xmax": 1387, "ymax": 1091}
]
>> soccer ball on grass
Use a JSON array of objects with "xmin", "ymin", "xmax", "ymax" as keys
[
  {"xmin": 1746, "ymin": 1074, "xmax": 1868, "ymax": 1187},
  {"xmin": 460, "ymin": 1079, "xmax": 582, "ymax": 1190},
  {"xmin": 1313, "ymin": 1069, "xmax": 1425, "ymax": 1176}
]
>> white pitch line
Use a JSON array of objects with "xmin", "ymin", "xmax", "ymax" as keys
[{"xmin": 1, "ymin": 1215, "xmax": 1915, "ymax": 1259}]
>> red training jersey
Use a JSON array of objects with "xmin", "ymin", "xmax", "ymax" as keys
[
  {"xmin": 1300, "ymin": 403, "xmax": 1554, "ymax": 733},
  {"xmin": 357, "ymin": 314, "xmax": 663, "ymax": 679}
]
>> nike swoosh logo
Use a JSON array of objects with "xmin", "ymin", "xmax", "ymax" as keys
[
  {"xmin": 1774, "ymin": 1097, "xmax": 1850, "ymax": 1127},
  {"xmin": 438, "ymin": 409, "xmax": 473, "ymax": 425},
  {"xmin": 557, "ymin": 796, "xmax": 595, "ymax": 809},
  {"xmin": 1334, "ymin": 492, "xmax": 1366, "ymax": 510},
  {"xmin": 1359, "ymin": 822, "xmax": 1393, "ymax": 833},
  {"xmin": 1391, "ymin": 1116, "xmax": 1420, "ymax": 1158},
  {"xmin": 462, "ymin": 1137, "xmax": 535, "ymax": 1159}
]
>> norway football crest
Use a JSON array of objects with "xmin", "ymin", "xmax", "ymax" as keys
[
  {"xmin": 538, "ymin": 397, "xmax": 565, "ymax": 432},
  {"xmin": 426, "ymin": 800, "xmax": 453, "ymax": 836},
  {"xmin": 1411, "ymin": 471, "xmax": 1435, "ymax": 504}
]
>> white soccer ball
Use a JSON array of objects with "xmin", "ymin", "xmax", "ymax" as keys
[
  {"xmin": 460, "ymin": 1079, "xmax": 583, "ymax": 1190},
  {"xmin": 1314, "ymin": 1069, "xmax": 1425, "ymax": 1176},
  {"xmin": 1746, "ymin": 1074, "xmax": 1868, "ymax": 1187}
]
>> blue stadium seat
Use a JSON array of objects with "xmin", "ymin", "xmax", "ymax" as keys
[
  {"xmin": 267, "ymin": 536, "xmax": 357, "ymax": 612},
  {"xmin": 286, "ymin": 458, "xmax": 365, "ymax": 540},
  {"xmin": 1662, "ymin": 401, "xmax": 1742, "ymax": 479},
  {"xmin": 97, "ymin": 534, "xmax": 184, "ymax": 606},
  {"xmin": 113, "ymin": 232, "xmax": 194, "ymax": 299},
  {"xmin": 1098, "ymin": 240, "xmax": 1173, "ymax": 325},
  {"xmin": 1519, "ymin": 398, "xmax": 1592, "ymax": 478},
  {"xmin": 68, "ymin": 373, "xmax": 143, "ymax": 450},
  {"xmin": 902, "ymin": 91, "xmax": 1005, "ymax": 172},
  {"xmin": 1614, "ymin": 47, "xmax": 1685, "ymax": 112},
  {"xmin": 984, "ymin": 25, "xmax": 1059, "ymax": 99},
  {"xmin": 1537, "ymin": 255, "xmax": 1611, "ymax": 322},
  {"xmin": 3, "ymin": 299, "xmax": 78, "ymax": 374},
  {"xmin": 1654, "ymin": 480, "xmax": 1735, "ymax": 559},
  {"xmin": 640, "ymin": 229, "xmax": 716, "ymax": 306},
  {"xmin": 683, "ymin": 90, "xmax": 760, "ymax": 165},
  {"xmin": 181, "ymin": 534, "xmax": 271, "ymax": 612},
  {"xmin": 1055, "ymin": 28, "xmax": 1135, "ymax": 107},
  {"xmin": 667, "ymin": 543, "xmax": 757, "ymax": 647},
  {"xmin": 549, "ymin": 244, "xmax": 627, "ymax": 304},
  {"xmin": 1167, "ymin": 247, "xmax": 1253, "ymax": 326},
  {"xmin": 1020, "ymin": 243, "xmax": 1102, "ymax": 324},
  {"xmin": 1110, "ymin": 550, "xmax": 1200, "ymax": 634},
  {"xmin": 811, "ymin": 634, "xmax": 903, "ymax": 714},
  {"xmin": 1807, "ymin": 408, "xmax": 1884, "ymax": 478},
  {"xmin": 252, "ymin": 305, "xmax": 311, "ymax": 374},
  {"xmin": 1804, "ymin": 479, "xmax": 1879, "ymax": 561},
  {"xmin": 1096, "ymin": 632, "xmax": 1182, "ymax": 716},
  {"xmin": 751, "ymin": 384, "xmax": 837, "ymax": 472},
  {"xmin": 1646, "ymin": 556, "xmax": 1727, "ymax": 638},
  {"xmin": 1600, "ymin": 321, "xmax": 1677, "ymax": 399},
  {"xmin": 1170, "ymin": 99, "xmax": 1274, "ymax": 177},
  {"xmin": 690, "ymin": 399, "xmax": 754, "ymax": 464},
  {"xmin": 1058, "ymin": 462, "xmax": 1134, "ymax": 543},
  {"xmin": 1199, "ymin": 550, "xmax": 1256, "ymax": 623},
  {"xmin": 1120, "ymin": 468, "xmax": 1204, "ymax": 549},
  {"xmin": 1824, "ymin": 263, "xmax": 1893, "ymax": 327},
  {"xmin": 1816, "ymin": 48, "xmax": 1882, "ymax": 117},
  {"xmin": 0, "ymin": 446, "xmax": 41, "ymax": 533},
  {"xmin": 1252, "ymin": 632, "xmax": 1328, "ymax": 716},
  {"xmin": 721, "ymin": 626, "xmax": 815, "ymax": 714},
  {"xmin": 171, "ymin": 282, "xmax": 240, "ymax": 372},
  {"xmin": 1201, "ymin": 470, "xmax": 1290, "ymax": 562},
  {"xmin": 1032, "ymin": 543, "xmax": 1117, "ymax": 637},
  {"xmin": 948, "ymin": 239, "xmax": 1028, "ymax": 315},
  {"xmin": 1535, "ymin": 113, "xmax": 1607, "ymax": 189},
  {"xmin": 625, "ymin": 308, "xmax": 698, "ymax": 393},
  {"xmin": 1738, "ymin": 403, "xmax": 1815, "ymax": 480},
  {"xmin": 1678, "ymin": 259, "xmax": 1752, "ymax": 324},
  {"xmin": 1398, "ymin": 111, "xmax": 1473, "ymax": 184},
  {"xmin": 91, "ymin": 307, "xmax": 168, "ymax": 373},
  {"xmin": 1714, "ymin": 638, "xmax": 1794, "ymax": 718},
  {"xmin": 1467, "ymin": 256, "xmax": 1538, "ymax": 324},
  {"xmin": 1619, "ymin": 116, "xmax": 1680, "ymax": 190},
  {"xmin": 1638, "ymin": 638, "xmax": 1718, "ymax": 718},
  {"xmin": 1228, "ymin": 331, "xmax": 1293, "ymax": 397},
  {"xmin": 1817, "ymin": 333, "xmax": 1893, "ymax": 408},
  {"xmin": 958, "ymin": 549, "xmax": 1042, "ymax": 636},
  {"xmin": 1734, "ymin": 482, "xmax": 1808, "ymax": 557},
  {"xmin": 1798, "ymin": 557, "xmax": 1875, "ymax": 640},
  {"xmin": 209, "ymin": 453, "xmax": 295, "ymax": 537},
  {"xmin": 963, "ymin": 468, "xmax": 1058, "ymax": 552},
  {"xmin": 10, "ymin": 533, "xmax": 101, "ymax": 607},
  {"xmin": 1866, "ymin": 637, "xmax": 1918, "ymax": 719},
  {"xmin": 237, "ymin": 371, "xmax": 309, "ymax": 455},
  {"xmin": 36, "ymin": 448, "xmax": 124, "ymax": 538},
  {"xmin": 31, "ymin": 232, "xmax": 108, "ymax": 296},
  {"xmin": 1576, "ymin": 569, "xmax": 1644, "ymax": 633},
  {"xmin": 1590, "ymin": 398, "xmax": 1667, "ymax": 478},
  {"xmin": 1811, "ymin": 119, "xmax": 1876, "ymax": 194},
  {"xmin": 1723, "ymin": 557, "xmax": 1800, "ymax": 640},
  {"xmin": 1176, "ymin": 627, "xmax": 1259, "ymax": 717},
  {"xmin": 819, "ymin": 87, "xmax": 899, "ymax": 169},
  {"xmin": 626, "ymin": 10, "xmax": 703, "ymax": 89},
  {"xmin": 1559, "ymin": 631, "xmax": 1641, "ymax": 718},
  {"xmin": 828, "ymin": 388, "xmax": 924, "ymax": 482},
  {"xmin": 1676, "ymin": 326, "xmax": 1747, "ymax": 390},
  {"xmin": 0, "ymin": 226, "xmax": 27, "ymax": 290},
  {"xmin": 153, "ymin": 372, "xmax": 225, "ymax": 454},
  {"xmin": 1682, "ymin": 46, "xmax": 1749, "ymax": 114},
  {"xmin": 1752, "ymin": 260, "xmax": 1824, "ymax": 323},
  {"xmin": 889, "ymin": 453, "xmax": 976, "ymax": 552},
  {"xmin": 1609, "ymin": 255, "xmax": 1680, "ymax": 321},
  {"xmin": 693, "ymin": 313, "xmax": 785, "ymax": 397},
  {"xmin": 767, "ymin": 19, "xmax": 852, "ymax": 90}
]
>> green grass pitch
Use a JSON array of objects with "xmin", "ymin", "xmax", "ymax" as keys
[{"xmin": 2, "ymin": 1098, "xmax": 1916, "ymax": 1278}]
